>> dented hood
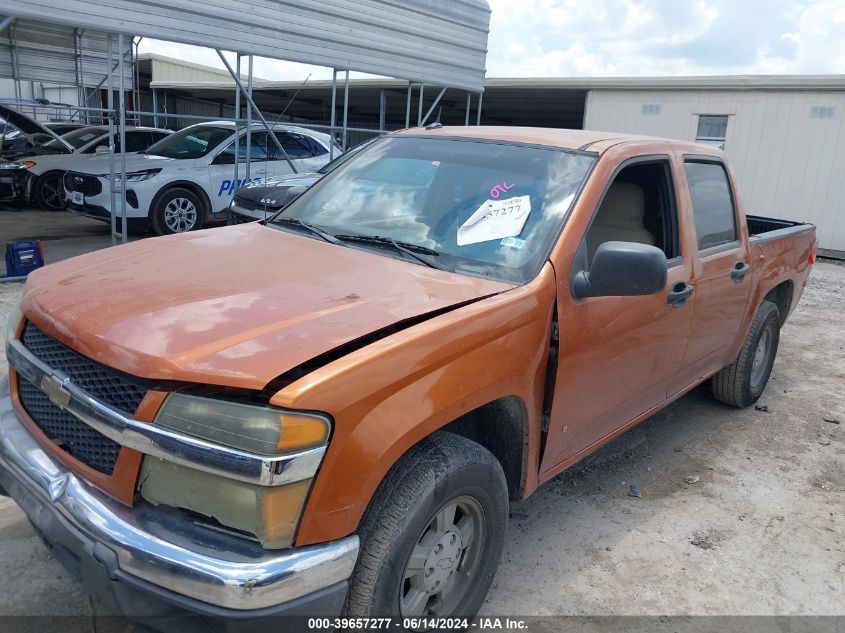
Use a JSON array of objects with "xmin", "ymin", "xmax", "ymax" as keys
[{"xmin": 22, "ymin": 224, "xmax": 512, "ymax": 390}]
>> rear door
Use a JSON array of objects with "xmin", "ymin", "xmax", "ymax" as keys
[{"xmin": 673, "ymin": 157, "xmax": 752, "ymax": 390}]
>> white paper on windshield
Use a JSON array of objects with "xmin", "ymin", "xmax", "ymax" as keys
[{"xmin": 457, "ymin": 195, "xmax": 532, "ymax": 246}]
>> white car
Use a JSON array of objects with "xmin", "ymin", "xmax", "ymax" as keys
[{"xmin": 64, "ymin": 121, "xmax": 340, "ymax": 235}]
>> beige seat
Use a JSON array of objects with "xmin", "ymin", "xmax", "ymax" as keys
[{"xmin": 586, "ymin": 181, "xmax": 656, "ymax": 261}]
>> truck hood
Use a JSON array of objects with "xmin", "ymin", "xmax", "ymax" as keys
[{"xmin": 21, "ymin": 223, "xmax": 512, "ymax": 390}]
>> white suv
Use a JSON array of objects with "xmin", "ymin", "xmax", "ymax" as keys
[{"xmin": 64, "ymin": 121, "xmax": 339, "ymax": 235}]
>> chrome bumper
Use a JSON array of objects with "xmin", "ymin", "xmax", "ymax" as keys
[{"xmin": 0, "ymin": 376, "xmax": 359, "ymax": 611}]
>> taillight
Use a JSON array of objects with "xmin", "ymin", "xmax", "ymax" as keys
[
  {"xmin": 36, "ymin": 239, "xmax": 44, "ymax": 262},
  {"xmin": 808, "ymin": 242, "xmax": 817, "ymax": 265}
]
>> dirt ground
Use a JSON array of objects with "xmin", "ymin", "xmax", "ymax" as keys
[{"xmin": 0, "ymin": 260, "xmax": 842, "ymax": 621}]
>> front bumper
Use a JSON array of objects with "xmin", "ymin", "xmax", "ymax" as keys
[{"xmin": 0, "ymin": 375, "xmax": 358, "ymax": 622}]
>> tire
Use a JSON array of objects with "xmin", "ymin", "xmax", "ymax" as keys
[
  {"xmin": 34, "ymin": 171, "xmax": 66, "ymax": 211},
  {"xmin": 344, "ymin": 432, "xmax": 508, "ymax": 624},
  {"xmin": 150, "ymin": 187, "xmax": 204, "ymax": 235},
  {"xmin": 711, "ymin": 300, "xmax": 780, "ymax": 408}
]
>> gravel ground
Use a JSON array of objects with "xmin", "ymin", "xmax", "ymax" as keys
[{"xmin": 0, "ymin": 260, "xmax": 842, "ymax": 623}]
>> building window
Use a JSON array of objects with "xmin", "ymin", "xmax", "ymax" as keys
[
  {"xmin": 695, "ymin": 115, "xmax": 729, "ymax": 149},
  {"xmin": 641, "ymin": 104, "xmax": 661, "ymax": 115},
  {"xmin": 810, "ymin": 106, "xmax": 836, "ymax": 119}
]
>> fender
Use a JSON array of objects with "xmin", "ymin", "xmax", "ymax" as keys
[
  {"xmin": 150, "ymin": 180, "xmax": 213, "ymax": 221},
  {"xmin": 275, "ymin": 264, "xmax": 558, "ymax": 545}
]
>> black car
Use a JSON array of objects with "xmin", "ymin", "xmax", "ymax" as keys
[{"xmin": 228, "ymin": 138, "xmax": 376, "ymax": 224}]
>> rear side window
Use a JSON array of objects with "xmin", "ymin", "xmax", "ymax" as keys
[{"xmin": 684, "ymin": 161, "xmax": 737, "ymax": 250}]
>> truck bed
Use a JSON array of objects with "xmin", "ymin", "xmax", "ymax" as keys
[{"xmin": 747, "ymin": 214, "xmax": 815, "ymax": 242}]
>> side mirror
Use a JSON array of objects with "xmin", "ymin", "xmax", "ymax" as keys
[
  {"xmin": 95, "ymin": 145, "xmax": 110, "ymax": 154},
  {"xmin": 572, "ymin": 241, "xmax": 667, "ymax": 298}
]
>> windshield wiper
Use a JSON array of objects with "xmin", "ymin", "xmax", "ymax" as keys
[
  {"xmin": 333, "ymin": 234, "xmax": 450, "ymax": 271},
  {"xmin": 273, "ymin": 217, "xmax": 345, "ymax": 246}
]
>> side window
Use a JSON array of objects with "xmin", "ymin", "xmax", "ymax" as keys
[
  {"xmin": 124, "ymin": 132, "xmax": 151, "ymax": 153},
  {"xmin": 217, "ymin": 133, "xmax": 269, "ymax": 163},
  {"xmin": 585, "ymin": 160, "xmax": 679, "ymax": 264},
  {"xmin": 684, "ymin": 161, "xmax": 737, "ymax": 251},
  {"xmin": 299, "ymin": 134, "xmax": 328, "ymax": 157},
  {"xmin": 268, "ymin": 132, "xmax": 313, "ymax": 159}
]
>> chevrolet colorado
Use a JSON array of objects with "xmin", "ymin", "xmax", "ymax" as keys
[{"xmin": 0, "ymin": 127, "xmax": 815, "ymax": 629}]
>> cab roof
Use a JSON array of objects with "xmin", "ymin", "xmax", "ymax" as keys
[{"xmin": 393, "ymin": 126, "xmax": 725, "ymax": 157}]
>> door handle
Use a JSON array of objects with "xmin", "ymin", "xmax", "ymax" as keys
[
  {"xmin": 731, "ymin": 262, "xmax": 750, "ymax": 283},
  {"xmin": 667, "ymin": 282, "xmax": 693, "ymax": 308}
]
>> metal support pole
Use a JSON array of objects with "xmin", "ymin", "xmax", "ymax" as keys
[
  {"xmin": 0, "ymin": 16, "xmax": 15, "ymax": 33},
  {"xmin": 215, "ymin": 49, "xmax": 297, "ymax": 173},
  {"xmin": 245, "ymin": 54, "xmax": 253, "ymax": 178},
  {"xmin": 342, "ymin": 70, "xmax": 349, "ymax": 151},
  {"xmin": 465, "ymin": 92, "xmax": 471, "ymax": 126},
  {"xmin": 106, "ymin": 35, "xmax": 117, "ymax": 245},
  {"xmin": 477, "ymin": 91, "xmax": 483, "ymax": 126},
  {"xmin": 417, "ymin": 83, "xmax": 424, "ymax": 126},
  {"xmin": 118, "ymin": 32, "xmax": 127, "ymax": 244},
  {"xmin": 151, "ymin": 88, "xmax": 159, "ymax": 127},
  {"xmin": 405, "ymin": 82, "xmax": 412, "ymax": 128},
  {"xmin": 378, "ymin": 89, "xmax": 386, "ymax": 132},
  {"xmin": 233, "ymin": 53, "xmax": 241, "ymax": 192},
  {"xmin": 420, "ymin": 87, "xmax": 446, "ymax": 126},
  {"xmin": 329, "ymin": 69, "xmax": 337, "ymax": 159}
]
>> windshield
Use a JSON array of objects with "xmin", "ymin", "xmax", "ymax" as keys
[
  {"xmin": 144, "ymin": 125, "xmax": 232, "ymax": 159},
  {"xmin": 43, "ymin": 126, "xmax": 104, "ymax": 150},
  {"xmin": 316, "ymin": 139, "xmax": 377, "ymax": 175},
  {"xmin": 270, "ymin": 136, "xmax": 596, "ymax": 284}
]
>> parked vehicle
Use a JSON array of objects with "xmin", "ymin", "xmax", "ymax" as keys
[
  {"xmin": 2, "ymin": 124, "xmax": 172, "ymax": 210},
  {"xmin": 228, "ymin": 138, "xmax": 375, "ymax": 223},
  {"xmin": 1, "ymin": 127, "xmax": 816, "ymax": 627},
  {"xmin": 64, "ymin": 121, "xmax": 340, "ymax": 234}
]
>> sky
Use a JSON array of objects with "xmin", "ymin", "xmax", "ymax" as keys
[{"xmin": 139, "ymin": 0, "xmax": 845, "ymax": 80}]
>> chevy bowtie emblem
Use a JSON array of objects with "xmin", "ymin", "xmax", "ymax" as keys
[{"xmin": 40, "ymin": 375, "xmax": 71, "ymax": 410}]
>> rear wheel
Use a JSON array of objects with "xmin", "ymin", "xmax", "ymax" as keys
[
  {"xmin": 151, "ymin": 187, "xmax": 204, "ymax": 235},
  {"xmin": 34, "ymin": 171, "xmax": 66, "ymax": 210},
  {"xmin": 711, "ymin": 300, "xmax": 780, "ymax": 407},
  {"xmin": 344, "ymin": 432, "xmax": 508, "ymax": 624}
]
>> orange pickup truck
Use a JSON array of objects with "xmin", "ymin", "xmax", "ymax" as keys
[{"xmin": 1, "ymin": 127, "xmax": 816, "ymax": 629}]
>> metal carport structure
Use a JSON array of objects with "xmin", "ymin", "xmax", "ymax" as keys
[{"xmin": 1, "ymin": 0, "xmax": 490, "ymax": 243}]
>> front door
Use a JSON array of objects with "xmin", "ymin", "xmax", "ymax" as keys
[{"xmin": 541, "ymin": 158, "xmax": 695, "ymax": 474}]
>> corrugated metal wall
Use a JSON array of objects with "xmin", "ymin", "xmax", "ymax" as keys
[
  {"xmin": 585, "ymin": 89, "xmax": 845, "ymax": 253},
  {"xmin": 4, "ymin": 1, "xmax": 490, "ymax": 91},
  {"xmin": 0, "ymin": 20, "xmax": 133, "ymax": 86}
]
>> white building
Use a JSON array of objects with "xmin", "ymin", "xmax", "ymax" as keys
[{"xmin": 580, "ymin": 76, "xmax": 845, "ymax": 255}]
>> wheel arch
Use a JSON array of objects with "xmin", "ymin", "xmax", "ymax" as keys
[
  {"xmin": 762, "ymin": 280, "xmax": 793, "ymax": 325},
  {"xmin": 150, "ymin": 180, "xmax": 213, "ymax": 221}
]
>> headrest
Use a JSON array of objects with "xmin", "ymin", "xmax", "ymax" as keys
[{"xmin": 596, "ymin": 181, "xmax": 646, "ymax": 227}]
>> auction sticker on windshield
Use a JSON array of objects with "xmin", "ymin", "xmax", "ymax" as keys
[{"xmin": 457, "ymin": 195, "xmax": 531, "ymax": 246}]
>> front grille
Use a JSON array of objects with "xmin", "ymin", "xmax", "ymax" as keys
[
  {"xmin": 64, "ymin": 171, "xmax": 102, "ymax": 196},
  {"xmin": 17, "ymin": 376, "xmax": 121, "ymax": 475},
  {"xmin": 22, "ymin": 322, "xmax": 150, "ymax": 415}
]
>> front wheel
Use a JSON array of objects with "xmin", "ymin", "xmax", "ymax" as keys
[
  {"xmin": 34, "ymin": 171, "xmax": 66, "ymax": 210},
  {"xmin": 344, "ymin": 432, "xmax": 508, "ymax": 623},
  {"xmin": 150, "ymin": 187, "xmax": 204, "ymax": 235},
  {"xmin": 711, "ymin": 300, "xmax": 780, "ymax": 407}
]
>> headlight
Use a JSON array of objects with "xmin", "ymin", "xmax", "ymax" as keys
[
  {"xmin": 5, "ymin": 302, "xmax": 23, "ymax": 342},
  {"xmin": 0, "ymin": 160, "xmax": 36, "ymax": 170},
  {"xmin": 103, "ymin": 168, "xmax": 161, "ymax": 182},
  {"xmin": 154, "ymin": 393, "xmax": 329, "ymax": 454},
  {"xmin": 139, "ymin": 393, "xmax": 331, "ymax": 548}
]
